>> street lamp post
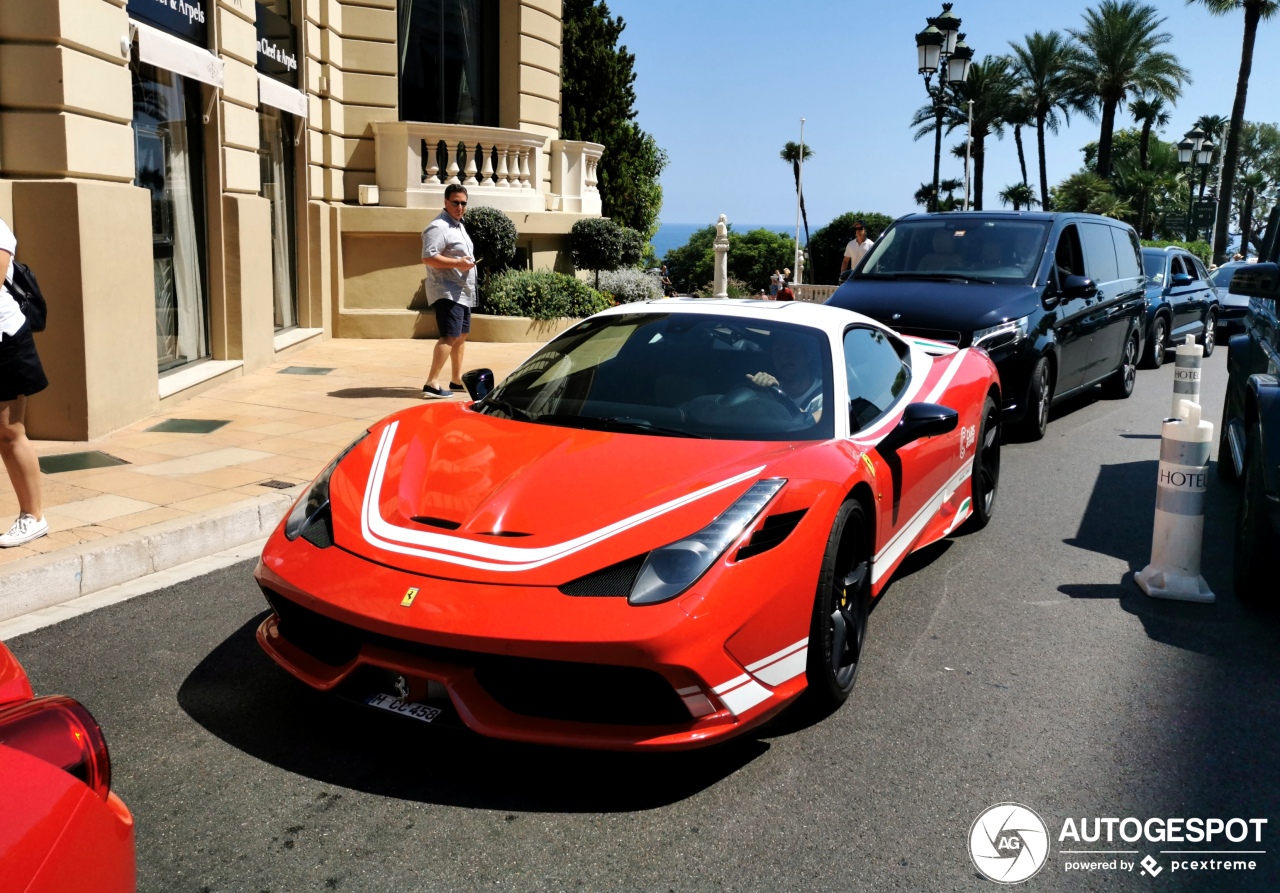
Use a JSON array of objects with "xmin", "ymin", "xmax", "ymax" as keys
[
  {"xmin": 1179, "ymin": 127, "xmax": 1210, "ymax": 241},
  {"xmin": 1195, "ymin": 139, "xmax": 1214, "ymax": 242},
  {"xmin": 916, "ymin": 4, "xmax": 973, "ymax": 213}
]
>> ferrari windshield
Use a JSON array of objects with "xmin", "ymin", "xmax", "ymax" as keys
[
  {"xmin": 858, "ymin": 218, "xmax": 1051, "ymax": 285},
  {"xmin": 473, "ymin": 312, "xmax": 835, "ymax": 441}
]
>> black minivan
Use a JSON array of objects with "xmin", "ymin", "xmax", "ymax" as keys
[{"xmin": 827, "ymin": 212, "xmax": 1146, "ymax": 439}]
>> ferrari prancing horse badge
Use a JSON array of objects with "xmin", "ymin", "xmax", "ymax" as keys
[{"xmin": 401, "ymin": 587, "xmax": 419, "ymax": 607}]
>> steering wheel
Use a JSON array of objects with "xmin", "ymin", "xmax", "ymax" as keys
[{"xmin": 736, "ymin": 380, "xmax": 803, "ymax": 418}]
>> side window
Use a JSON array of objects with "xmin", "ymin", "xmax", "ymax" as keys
[
  {"xmin": 1054, "ymin": 224, "xmax": 1085, "ymax": 283},
  {"xmin": 1183, "ymin": 256, "xmax": 1202, "ymax": 280},
  {"xmin": 1080, "ymin": 222, "xmax": 1120, "ymax": 283},
  {"xmin": 1110, "ymin": 227, "xmax": 1142, "ymax": 280},
  {"xmin": 844, "ymin": 327, "xmax": 909, "ymax": 431},
  {"xmin": 1171, "ymin": 256, "xmax": 1187, "ymax": 277},
  {"xmin": 1191, "ymin": 257, "xmax": 1211, "ymax": 281}
]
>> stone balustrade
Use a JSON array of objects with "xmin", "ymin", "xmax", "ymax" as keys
[
  {"xmin": 795, "ymin": 284, "xmax": 837, "ymax": 303},
  {"xmin": 372, "ymin": 122, "xmax": 603, "ymax": 215}
]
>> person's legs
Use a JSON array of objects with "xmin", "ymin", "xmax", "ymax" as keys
[
  {"xmin": 426, "ymin": 336, "xmax": 458, "ymax": 386},
  {"xmin": 449, "ymin": 335, "xmax": 466, "ymax": 385},
  {"xmin": 0, "ymin": 397, "xmax": 41, "ymax": 519}
]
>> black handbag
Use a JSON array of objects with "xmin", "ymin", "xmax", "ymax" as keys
[{"xmin": 6, "ymin": 260, "xmax": 46, "ymax": 332}]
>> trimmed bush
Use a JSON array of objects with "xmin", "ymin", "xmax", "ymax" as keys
[
  {"xmin": 463, "ymin": 205, "xmax": 518, "ymax": 273},
  {"xmin": 617, "ymin": 226, "xmax": 644, "ymax": 268},
  {"xmin": 1141, "ymin": 239, "xmax": 1213, "ymax": 265},
  {"xmin": 598, "ymin": 268, "xmax": 662, "ymax": 304},
  {"xmin": 481, "ymin": 269, "xmax": 611, "ymax": 320},
  {"xmin": 570, "ymin": 217, "xmax": 624, "ymax": 274}
]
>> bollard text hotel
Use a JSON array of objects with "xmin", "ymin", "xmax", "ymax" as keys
[{"xmin": 0, "ymin": 0, "xmax": 601, "ymax": 440}]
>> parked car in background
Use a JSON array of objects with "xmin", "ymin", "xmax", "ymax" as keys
[
  {"xmin": 0, "ymin": 640, "xmax": 135, "ymax": 892},
  {"xmin": 1219, "ymin": 244, "xmax": 1280, "ymax": 603},
  {"xmin": 827, "ymin": 211, "xmax": 1146, "ymax": 440},
  {"xmin": 1139, "ymin": 247, "xmax": 1218, "ymax": 368},
  {"xmin": 1210, "ymin": 260, "xmax": 1253, "ymax": 332}
]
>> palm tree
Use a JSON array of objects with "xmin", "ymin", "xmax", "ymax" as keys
[
  {"xmin": 1188, "ymin": 0, "xmax": 1280, "ymax": 261},
  {"xmin": 913, "ymin": 55, "xmax": 1018, "ymax": 211},
  {"xmin": 1114, "ymin": 137, "xmax": 1184, "ymax": 236},
  {"xmin": 1005, "ymin": 92, "xmax": 1036, "ymax": 187},
  {"xmin": 940, "ymin": 178, "xmax": 964, "ymax": 210},
  {"xmin": 999, "ymin": 182, "xmax": 1039, "ymax": 210},
  {"xmin": 1069, "ymin": 0, "xmax": 1185, "ymax": 180},
  {"xmin": 1129, "ymin": 95, "xmax": 1171, "ymax": 169},
  {"xmin": 1009, "ymin": 30, "xmax": 1091, "ymax": 210},
  {"xmin": 914, "ymin": 183, "xmax": 937, "ymax": 208},
  {"xmin": 780, "ymin": 141, "xmax": 814, "ymax": 248},
  {"xmin": 1193, "ymin": 112, "xmax": 1230, "ymax": 198},
  {"xmin": 1238, "ymin": 170, "xmax": 1267, "ymax": 253}
]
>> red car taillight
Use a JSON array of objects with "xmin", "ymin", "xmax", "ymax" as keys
[{"xmin": 0, "ymin": 695, "xmax": 112, "ymax": 800}]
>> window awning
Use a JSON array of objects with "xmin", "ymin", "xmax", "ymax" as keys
[
  {"xmin": 258, "ymin": 73, "xmax": 309, "ymax": 119},
  {"xmin": 131, "ymin": 20, "xmax": 224, "ymax": 89}
]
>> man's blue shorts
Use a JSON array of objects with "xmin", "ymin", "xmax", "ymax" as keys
[{"xmin": 434, "ymin": 299, "xmax": 471, "ymax": 338}]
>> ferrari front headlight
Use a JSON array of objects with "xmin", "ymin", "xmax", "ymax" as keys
[
  {"xmin": 284, "ymin": 431, "xmax": 370, "ymax": 542},
  {"xmin": 628, "ymin": 479, "xmax": 785, "ymax": 606}
]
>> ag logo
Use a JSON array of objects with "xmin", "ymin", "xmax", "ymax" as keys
[{"xmin": 969, "ymin": 802, "xmax": 1049, "ymax": 884}]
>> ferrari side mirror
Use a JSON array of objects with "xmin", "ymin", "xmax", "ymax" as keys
[
  {"xmin": 461, "ymin": 368, "xmax": 494, "ymax": 401},
  {"xmin": 877, "ymin": 402, "xmax": 959, "ymax": 454}
]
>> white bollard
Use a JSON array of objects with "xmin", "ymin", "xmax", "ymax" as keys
[
  {"xmin": 1136, "ymin": 399, "xmax": 1215, "ymax": 603},
  {"xmin": 1171, "ymin": 334, "xmax": 1203, "ymax": 416}
]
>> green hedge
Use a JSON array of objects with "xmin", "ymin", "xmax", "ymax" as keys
[
  {"xmin": 1141, "ymin": 239, "xmax": 1213, "ymax": 265},
  {"xmin": 597, "ymin": 268, "xmax": 662, "ymax": 303},
  {"xmin": 480, "ymin": 269, "xmax": 612, "ymax": 320}
]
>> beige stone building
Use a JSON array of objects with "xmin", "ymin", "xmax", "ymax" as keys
[{"xmin": 0, "ymin": 0, "xmax": 601, "ymax": 440}]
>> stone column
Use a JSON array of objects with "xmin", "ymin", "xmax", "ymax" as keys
[{"xmin": 712, "ymin": 214, "xmax": 729, "ymax": 298}]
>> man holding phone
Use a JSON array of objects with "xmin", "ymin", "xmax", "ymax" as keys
[{"xmin": 421, "ymin": 184, "xmax": 477, "ymax": 398}]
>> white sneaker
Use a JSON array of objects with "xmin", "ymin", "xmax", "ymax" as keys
[{"xmin": 0, "ymin": 514, "xmax": 48, "ymax": 548}]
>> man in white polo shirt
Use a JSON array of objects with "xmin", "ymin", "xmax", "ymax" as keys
[
  {"xmin": 420, "ymin": 184, "xmax": 478, "ymax": 399},
  {"xmin": 840, "ymin": 221, "xmax": 875, "ymax": 276}
]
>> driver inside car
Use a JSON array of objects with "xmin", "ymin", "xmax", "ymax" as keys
[{"xmin": 745, "ymin": 331, "xmax": 824, "ymax": 422}]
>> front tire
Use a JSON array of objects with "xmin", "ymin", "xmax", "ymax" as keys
[
  {"xmin": 1234, "ymin": 437, "xmax": 1277, "ymax": 604},
  {"xmin": 1217, "ymin": 400, "xmax": 1237, "ymax": 483},
  {"xmin": 1103, "ymin": 331, "xmax": 1139, "ymax": 399},
  {"xmin": 805, "ymin": 500, "xmax": 871, "ymax": 709},
  {"xmin": 1142, "ymin": 314, "xmax": 1167, "ymax": 369},
  {"xmin": 962, "ymin": 396, "xmax": 1001, "ymax": 532},
  {"xmin": 1018, "ymin": 356, "xmax": 1053, "ymax": 441}
]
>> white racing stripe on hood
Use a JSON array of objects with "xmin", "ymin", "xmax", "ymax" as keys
[{"xmin": 359, "ymin": 421, "xmax": 767, "ymax": 572}]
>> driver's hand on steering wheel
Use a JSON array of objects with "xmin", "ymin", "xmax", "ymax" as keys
[{"xmin": 746, "ymin": 371, "xmax": 780, "ymax": 389}]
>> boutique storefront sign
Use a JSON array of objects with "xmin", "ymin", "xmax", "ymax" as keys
[
  {"xmin": 256, "ymin": 3, "xmax": 298, "ymax": 86},
  {"xmin": 127, "ymin": 0, "xmax": 208, "ymax": 45}
]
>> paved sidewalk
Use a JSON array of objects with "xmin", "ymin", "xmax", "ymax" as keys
[{"xmin": 0, "ymin": 337, "xmax": 540, "ymax": 620}]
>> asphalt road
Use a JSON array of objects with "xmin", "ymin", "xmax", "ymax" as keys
[{"xmin": 9, "ymin": 349, "xmax": 1280, "ymax": 893}]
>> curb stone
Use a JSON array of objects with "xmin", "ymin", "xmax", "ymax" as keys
[{"xmin": 0, "ymin": 487, "xmax": 302, "ymax": 625}]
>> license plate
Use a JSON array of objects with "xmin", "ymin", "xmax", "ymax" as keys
[{"xmin": 365, "ymin": 692, "xmax": 442, "ymax": 724}]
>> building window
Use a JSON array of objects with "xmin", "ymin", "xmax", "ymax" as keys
[
  {"xmin": 259, "ymin": 106, "xmax": 298, "ymax": 331},
  {"xmin": 132, "ymin": 62, "xmax": 210, "ymax": 372},
  {"xmin": 398, "ymin": 0, "xmax": 498, "ymax": 125}
]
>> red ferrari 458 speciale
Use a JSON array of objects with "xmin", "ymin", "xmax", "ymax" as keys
[
  {"xmin": 256, "ymin": 300, "xmax": 1000, "ymax": 750},
  {"xmin": 0, "ymin": 641, "xmax": 135, "ymax": 892}
]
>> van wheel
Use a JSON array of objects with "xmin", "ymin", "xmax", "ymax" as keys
[
  {"xmin": 1103, "ymin": 332, "xmax": 1139, "ymax": 399},
  {"xmin": 1217, "ymin": 401, "xmax": 1237, "ymax": 483},
  {"xmin": 1018, "ymin": 357, "xmax": 1052, "ymax": 441},
  {"xmin": 1142, "ymin": 315, "xmax": 1167, "ymax": 369}
]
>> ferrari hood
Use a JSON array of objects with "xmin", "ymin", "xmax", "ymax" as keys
[{"xmin": 328, "ymin": 404, "xmax": 799, "ymax": 586}]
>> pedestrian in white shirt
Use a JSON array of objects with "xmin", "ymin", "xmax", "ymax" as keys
[
  {"xmin": 420, "ymin": 184, "xmax": 478, "ymax": 399},
  {"xmin": 840, "ymin": 222, "xmax": 875, "ymax": 276},
  {"xmin": 0, "ymin": 217, "xmax": 48, "ymax": 547}
]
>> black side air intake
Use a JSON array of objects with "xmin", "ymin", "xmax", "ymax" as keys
[{"xmin": 735, "ymin": 509, "xmax": 808, "ymax": 561}]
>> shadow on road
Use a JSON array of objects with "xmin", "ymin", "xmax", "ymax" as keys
[
  {"xmin": 177, "ymin": 614, "xmax": 766, "ymax": 812},
  {"xmin": 328, "ymin": 387, "xmax": 424, "ymax": 400}
]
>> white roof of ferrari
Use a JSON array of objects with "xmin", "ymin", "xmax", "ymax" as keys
[{"xmin": 595, "ymin": 298, "xmax": 884, "ymax": 336}]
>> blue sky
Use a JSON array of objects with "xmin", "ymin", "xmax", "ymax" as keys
[{"xmin": 604, "ymin": 0, "xmax": 1280, "ymax": 230}]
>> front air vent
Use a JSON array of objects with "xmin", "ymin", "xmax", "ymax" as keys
[
  {"xmin": 477, "ymin": 530, "xmax": 532, "ymax": 538},
  {"xmin": 411, "ymin": 516, "xmax": 461, "ymax": 530},
  {"xmin": 559, "ymin": 554, "xmax": 648, "ymax": 597},
  {"xmin": 735, "ymin": 509, "xmax": 808, "ymax": 561}
]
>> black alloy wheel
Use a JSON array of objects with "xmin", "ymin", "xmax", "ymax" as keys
[
  {"xmin": 1234, "ymin": 438, "xmax": 1276, "ymax": 604},
  {"xmin": 1104, "ymin": 332, "xmax": 1139, "ymax": 399},
  {"xmin": 805, "ymin": 500, "xmax": 871, "ymax": 708},
  {"xmin": 1143, "ymin": 315, "xmax": 1167, "ymax": 369},
  {"xmin": 1019, "ymin": 356, "xmax": 1053, "ymax": 441},
  {"xmin": 1200, "ymin": 310, "xmax": 1217, "ymax": 358},
  {"xmin": 962, "ymin": 396, "xmax": 1001, "ymax": 532}
]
